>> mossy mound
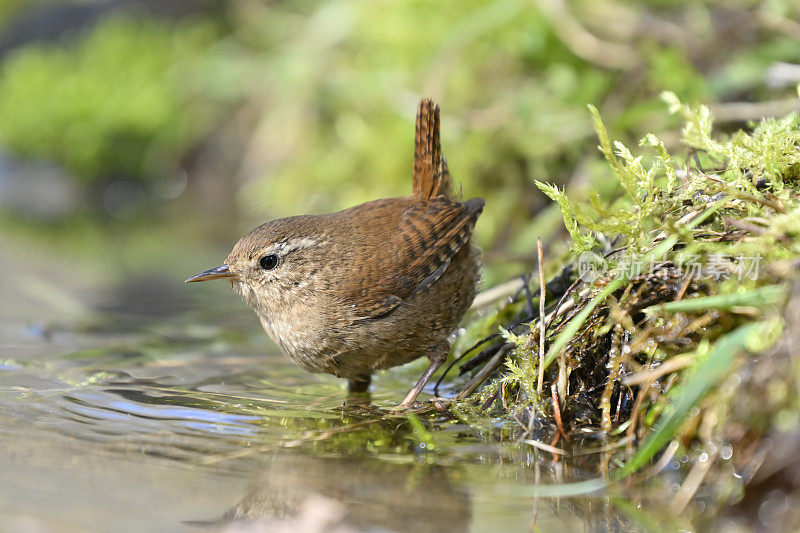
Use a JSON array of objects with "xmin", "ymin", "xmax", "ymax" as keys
[{"xmin": 447, "ymin": 91, "xmax": 800, "ymax": 527}]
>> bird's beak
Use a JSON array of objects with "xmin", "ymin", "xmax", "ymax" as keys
[{"xmin": 185, "ymin": 264, "xmax": 236, "ymax": 283}]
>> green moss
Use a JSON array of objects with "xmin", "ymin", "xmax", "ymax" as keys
[{"xmin": 456, "ymin": 91, "xmax": 800, "ymax": 492}]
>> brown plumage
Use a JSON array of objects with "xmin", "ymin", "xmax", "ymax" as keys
[
  {"xmin": 413, "ymin": 97, "xmax": 452, "ymax": 199},
  {"xmin": 187, "ymin": 99, "xmax": 484, "ymax": 408}
]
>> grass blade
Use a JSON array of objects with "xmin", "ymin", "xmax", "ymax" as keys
[
  {"xmin": 616, "ymin": 322, "xmax": 762, "ymax": 477},
  {"xmin": 520, "ymin": 477, "xmax": 609, "ymax": 498},
  {"xmin": 646, "ymin": 284, "xmax": 785, "ymax": 313}
]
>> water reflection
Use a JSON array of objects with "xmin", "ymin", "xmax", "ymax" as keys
[
  {"xmin": 0, "ymin": 278, "xmax": 639, "ymax": 532},
  {"xmin": 65, "ymin": 389, "xmax": 263, "ymax": 437},
  {"xmin": 190, "ymin": 454, "xmax": 470, "ymax": 533}
]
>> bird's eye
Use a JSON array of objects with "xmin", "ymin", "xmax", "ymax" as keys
[{"xmin": 259, "ymin": 254, "xmax": 279, "ymax": 270}]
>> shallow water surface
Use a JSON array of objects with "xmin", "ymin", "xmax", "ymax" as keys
[{"xmin": 0, "ymin": 254, "xmax": 606, "ymax": 532}]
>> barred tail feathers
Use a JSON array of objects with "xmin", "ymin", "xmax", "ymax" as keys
[{"xmin": 412, "ymin": 98, "xmax": 453, "ymax": 200}]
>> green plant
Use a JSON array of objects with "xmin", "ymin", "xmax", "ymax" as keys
[{"xmin": 451, "ymin": 93, "xmax": 800, "ymax": 521}]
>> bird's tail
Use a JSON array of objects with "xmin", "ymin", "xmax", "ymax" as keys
[{"xmin": 412, "ymin": 98, "xmax": 453, "ymax": 200}]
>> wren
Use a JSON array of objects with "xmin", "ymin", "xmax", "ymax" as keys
[{"xmin": 186, "ymin": 99, "xmax": 484, "ymax": 408}]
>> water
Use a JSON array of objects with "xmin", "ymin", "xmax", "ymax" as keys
[{"xmin": 0, "ymin": 240, "xmax": 611, "ymax": 532}]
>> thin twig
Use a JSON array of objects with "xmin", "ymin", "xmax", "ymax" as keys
[
  {"xmin": 470, "ymin": 277, "xmax": 525, "ymax": 309},
  {"xmin": 537, "ymin": 237, "xmax": 547, "ymax": 395},
  {"xmin": 734, "ymin": 191, "xmax": 785, "ymax": 214},
  {"xmin": 531, "ymin": 462, "xmax": 541, "ymax": 531},
  {"xmin": 626, "ymin": 374, "xmax": 657, "ymax": 443},
  {"xmin": 545, "ymin": 279, "xmax": 585, "ymax": 331},
  {"xmin": 433, "ymin": 335, "xmax": 498, "ymax": 394},
  {"xmin": 647, "ymin": 440, "xmax": 680, "ymax": 477},
  {"xmin": 723, "ymin": 216, "xmax": 768, "ymax": 236},
  {"xmin": 670, "ymin": 450, "xmax": 717, "ymax": 514},
  {"xmin": 522, "ymin": 273, "xmax": 535, "ymax": 318},
  {"xmin": 458, "ymin": 341, "xmax": 505, "ymax": 374},
  {"xmin": 522, "ymin": 438, "xmax": 566, "ymax": 455},
  {"xmin": 439, "ymin": 271, "xmax": 582, "ymax": 393},
  {"xmin": 549, "ymin": 432, "xmax": 561, "ymax": 463},
  {"xmin": 569, "ymin": 435, "xmax": 635, "ymax": 456},
  {"xmin": 675, "ymin": 274, "xmax": 693, "ymax": 302},
  {"xmin": 621, "ymin": 355, "xmax": 694, "ymax": 386},
  {"xmin": 454, "ymin": 343, "xmax": 514, "ymax": 400},
  {"xmin": 551, "ymin": 381, "xmax": 569, "ymax": 441}
]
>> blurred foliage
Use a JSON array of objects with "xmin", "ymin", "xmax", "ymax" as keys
[
  {"xmin": 0, "ymin": 0, "xmax": 799, "ymax": 283},
  {"xmin": 219, "ymin": 0, "xmax": 612, "ymax": 248},
  {"xmin": 0, "ymin": 0, "xmax": 26, "ymax": 25},
  {"xmin": 0, "ymin": 15, "xmax": 219, "ymax": 185},
  {"xmin": 208, "ymin": 0, "xmax": 800, "ymax": 281}
]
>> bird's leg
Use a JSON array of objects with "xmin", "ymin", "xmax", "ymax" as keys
[
  {"xmin": 344, "ymin": 375, "xmax": 372, "ymax": 407},
  {"xmin": 347, "ymin": 374, "xmax": 372, "ymax": 394},
  {"xmin": 396, "ymin": 343, "xmax": 448, "ymax": 409}
]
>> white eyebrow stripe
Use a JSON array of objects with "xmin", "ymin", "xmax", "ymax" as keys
[
  {"xmin": 264, "ymin": 238, "xmax": 327, "ymax": 256},
  {"xmin": 287, "ymin": 237, "xmax": 322, "ymax": 250}
]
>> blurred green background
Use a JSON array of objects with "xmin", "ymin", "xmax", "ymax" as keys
[{"xmin": 1, "ymin": 0, "xmax": 798, "ymax": 298}]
